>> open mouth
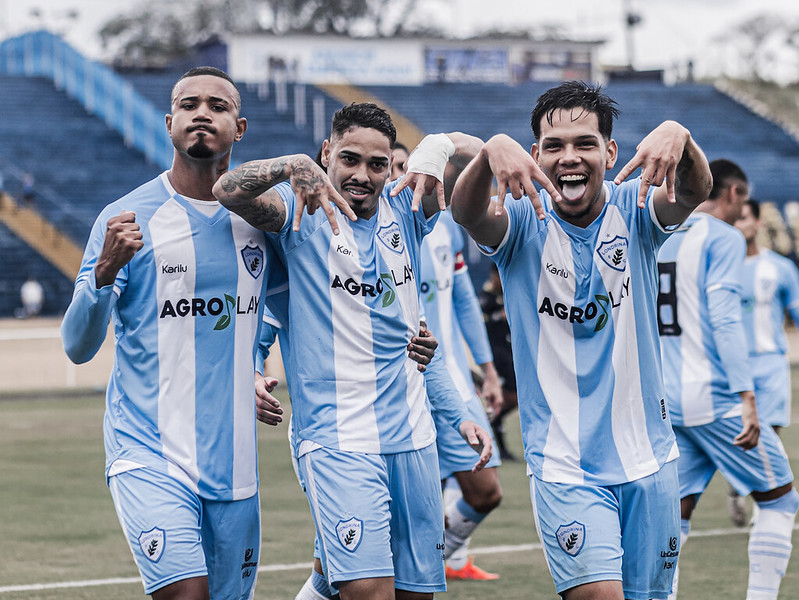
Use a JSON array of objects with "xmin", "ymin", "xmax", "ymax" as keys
[
  {"xmin": 343, "ymin": 184, "xmax": 373, "ymax": 201},
  {"xmin": 558, "ymin": 174, "xmax": 588, "ymax": 201}
]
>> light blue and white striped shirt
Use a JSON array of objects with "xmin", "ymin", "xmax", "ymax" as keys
[
  {"xmin": 484, "ymin": 178, "xmax": 677, "ymax": 486},
  {"xmin": 62, "ymin": 172, "xmax": 271, "ymax": 501}
]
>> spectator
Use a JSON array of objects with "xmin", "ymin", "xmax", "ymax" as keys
[{"xmin": 17, "ymin": 276, "xmax": 44, "ymax": 318}]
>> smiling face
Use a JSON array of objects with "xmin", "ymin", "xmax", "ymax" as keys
[
  {"xmin": 322, "ymin": 125, "xmax": 392, "ymax": 220},
  {"xmin": 166, "ymin": 74, "xmax": 246, "ymax": 163},
  {"xmin": 532, "ymin": 108, "xmax": 617, "ymax": 228}
]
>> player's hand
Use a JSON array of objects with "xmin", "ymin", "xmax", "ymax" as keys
[
  {"xmin": 480, "ymin": 363, "xmax": 504, "ymax": 420},
  {"xmin": 408, "ymin": 322, "xmax": 438, "ymax": 372},
  {"xmin": 391, "ymin": 171, "xmax": 446, "ymax": 213},
  {"xmin": 613, "ymin": 120, "xmax": 690, "ymax": 209},
  {"xmin": 289, "ymin": 158, "xmax": 356, "ymax": 234},
  {"xmin": 255, "ymin": 372, "xmax": 283, "ymax": 426},
  {"xmin": 458, "ymin": 420, "xmax": 493, "ymax": 472},
  {"xmin": 95, "ymin": 211, "xmax": 143, "ymax": 288},
  {"xmin": 483, "ymin": 134, "xmax": 560, "ymax": 220},
  {"xmin": 734, "ymin": 390, "xmax": 760, "ymax": 450}
]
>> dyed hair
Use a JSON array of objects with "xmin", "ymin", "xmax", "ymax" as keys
[
  {"xmin": 709, "ymin": 159, "xmax": 747, "ymax": 200},
  {"xmin": 331, "ymin": 103, "xmax": 396, "ymax": 147},
  {"xmin": 531, "ymin": 80, "xmax": 619, "ymax": 141}
]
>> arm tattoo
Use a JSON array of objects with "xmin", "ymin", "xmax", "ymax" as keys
[{"xmin": 675, "ymin": 153, "xmax": 696, "ymax": 200}]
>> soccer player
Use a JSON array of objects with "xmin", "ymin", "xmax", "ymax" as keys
[
  {"xmin": 658, "ymin": 159, "xmax": 798, "ymax": 600},
  {"xmin": 419, "ymin": 208, "xmax": 505, "ymax": 580},
  {"xmin": 479, "ymin": 262, "xmax": 520, "ymax": 461},
  {"xmin": 60, "ymin": 67, "xmax": 286, "ymax": 600},
  {"xmin": 450, "ymin": 80, "xmax": 713, "ymax": 600},
  {"xmin": 735, "ymin": 197, "xmax": 799, "ymax": 435},
  {"xmin": 213, "ymin": 102, "xmax": 493, "ymax": 600}
]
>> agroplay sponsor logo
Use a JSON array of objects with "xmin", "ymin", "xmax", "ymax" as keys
[
  {"xmin": 330, "ymin": 264, "xmax": 415, "ymax": 308},
  {"xmin": 159, "ymin": 294, "xmax": 259, "ymax": 330},
  {"xmin": 538, "ymin": 276, "xmax": 631, "ymax": 332}
]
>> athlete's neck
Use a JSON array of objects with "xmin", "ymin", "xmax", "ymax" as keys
[
  {"xmin": 169, "ymin": 154, "xmax": 231, "ymax": 201},
  {"xmin": 746, "ymin": 240, "xmax": 760, "ymax": 257}
]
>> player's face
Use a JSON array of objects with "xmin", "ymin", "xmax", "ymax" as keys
[
  {"xmin": 166, "ymin": 75, "xmax": 246, "ymax": 161},
  {"xmin": 391, "ymin": 146, "xmax": 409, "ymax": 180},
  {"xmin": 532, "ymin": 108, "xmax": 617, "ymax": 227},
  {"xmin": 726, "ymin": 179, "xmax": 750, "ymax": 224},
  {"xmin": 322, "ymin": 126, "xmax": 392, "ymax": 220},
  {"xmin": 735, "ymin": 202, "xmax": 758, "ymax": 243}
]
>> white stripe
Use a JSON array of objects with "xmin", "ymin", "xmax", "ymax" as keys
[
  {"xmin": 329, "ymin": 216, "xmax": 380, "ymax": 451},
  {"xmin": 677, "ymin": 217, "xmax": 715, "ymax": 426},
  {"xmin": 538, "ymin": 219, "xmax": 582, "ymax": 483},
  {"xmin": 596, "ymin": 206, "xmax": 658, "ymax": 480},
  {"xmin": 231, "ymin": 218, "xmax": 259, "ymax": 498},
  {"xmin": 754, "ymin": 257, "xmax": 779, "ymax": 353},
  {"xmin": 149, "ymin": 199, "xmax": 200, "ymax": 491},
  {"xmin": 375, "ymin": 199, "xmax": 429, "ymax": 449}
]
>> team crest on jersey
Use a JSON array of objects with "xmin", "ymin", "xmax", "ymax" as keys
[
  {"xmin": 240, "ymin": 244, "xmax": 264, "ymax": 279},
  {"xmin": 377, "ymin": 223, "xmax": 405, "ymax": 254},
  {"xmin": 596, "ymin": 235, "xmax": 628, "ymax": 272},
  {"xmin": 336, "ymin": 517, "xmax": 363, "ymax": 552},
  {"xmin": 138, "ymin": 527, "xmax": 165, "ymax": 563},
  {"xmin": 556, "ymin": 521, "xmax": 585, "ymax": 556},
  {"xmin": 434, "ymin": 245, "xmax": 451, "ymax": 267}
]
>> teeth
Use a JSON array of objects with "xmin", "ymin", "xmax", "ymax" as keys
[{"xmin": 560, "ymin": 174, "xmax": 586, "ymax": 183}]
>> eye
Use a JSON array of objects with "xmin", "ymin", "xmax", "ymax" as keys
[{"xmin": 371, "ymin": 162, "xmax": 388, "ymax": 172}]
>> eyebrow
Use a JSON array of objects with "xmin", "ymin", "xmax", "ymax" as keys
[
  {"xmin": 177, "ymin": 95, "xmax": 232, "ymax": 107},
  {"xmin": 340, "ymin": 150, "xmax": 389, "ymax": 165}
]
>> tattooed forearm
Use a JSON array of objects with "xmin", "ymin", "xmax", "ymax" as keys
[
  {"xmin": 237, "ymin": 199, "xmax": 285, "ymax": 232},
  {"xmin": 674, "ymin": 153, "xmax": 696, "ymax": 199}
]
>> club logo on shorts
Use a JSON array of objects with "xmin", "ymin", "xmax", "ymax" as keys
[
  {"xmin": 138, "ymin": 527, "xmax": 165, "ymax": 563},
  {"xmin": 377, "ymin": 222, "xmax": 405, "ymax": 254},
  {"xmin": 596, "ymin": 235, "xmax": 628, "ymax": 272},
  {"xmin": 240, "ymin": 244, "xmax": 264, "ymax": 279},
  {"xmin": 336, "ymin": 517, "xmax": 363, "ymax": 552},
  {"xmin": 556, "ymin": 521, "xmax": 585, "ymax": 557}
]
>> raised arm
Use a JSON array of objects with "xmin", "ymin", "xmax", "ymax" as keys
[
  {"xmin": 213, "ymin": 154, "xmax": 355, "ymax": 233},
  {"xmin": 613, "ymin": 121, "xmax": 712, "ymax": 227},
  {"xmin": 450, "ymin": 134, "xmax": 560, "ymax": 248},
  {"xmin": 391, "ymin": 132, "xmax": 484, "ymax": 218}
]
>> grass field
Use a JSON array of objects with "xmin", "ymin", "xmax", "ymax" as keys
[{"xmin": 1, "ymin": 380, "xmax": 799, "ymax": 600}]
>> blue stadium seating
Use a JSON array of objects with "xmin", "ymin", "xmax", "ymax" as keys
[{"xmin": 3, "ymin": 72, "xmax": 799, "ymax": 317}]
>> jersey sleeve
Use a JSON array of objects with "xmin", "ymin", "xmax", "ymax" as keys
[
  {"xmin": 452, "ymin": 262, "xmax": 494, "ymax": 365},
  {"xmin": 780, "ymin": 257, "xmax": 799, "ymax": 325},
  {"xmin": 61, "ymin": 208, "xmax": 126, "ymax": 364},
  {"xmin": 423, "ymin": 347, "xmax": 470, "ymax": 430}
]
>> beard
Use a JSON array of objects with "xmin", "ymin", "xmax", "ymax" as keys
[{"xmin": 186, "ymin": 138, "xmax": 215, "ymax": 159}]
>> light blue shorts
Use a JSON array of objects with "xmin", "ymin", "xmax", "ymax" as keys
[
  {"xmin": 530, "ymin": 461, "xmax": 680, "ymax": 600},
  {"xmin": 109, "ymin": 467, "xmax": 260, "ymax": 598},
  {"xmin": 434, "ymin": 390, "xmax": 501, "ymax": 479},
  {"xmin": 296, "ymin": 444, "xmax": 445, "ymax": 594},
  {"xmin": 674, "ymin": 417, "xmax": 794, "ymax": 498},
  {"xmin": 752, "ymin": 353, "xmax": 791, "ymax": 428}
]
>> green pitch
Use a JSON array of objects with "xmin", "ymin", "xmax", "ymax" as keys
[{"xmin": 1, "ymin": 379, "xmax": 798, "ymax": 599}]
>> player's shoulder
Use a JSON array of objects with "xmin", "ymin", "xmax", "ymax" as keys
[{"xmin": 97, "ymin": 174, "xmax": 169, "ymax": 223}]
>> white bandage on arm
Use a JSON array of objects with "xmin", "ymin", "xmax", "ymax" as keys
[{"xmin": 406, "ymin": 133, "xmax": 456, "ymax": 182}]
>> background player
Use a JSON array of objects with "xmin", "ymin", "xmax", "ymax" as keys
[
  {"xmin": 419, "ymin": 206, "xmax": 505, "ymax": 580},
  {"xmin": 658, "ymin": 158, "xmax": 798, "ymax": 600},
  {"xmin": 61, "ymin": 66, "xmax": 276, "ymax": 600},
  {"xmin": 450, "ymin": 80, "xmax": 713, "ymax": 600}
]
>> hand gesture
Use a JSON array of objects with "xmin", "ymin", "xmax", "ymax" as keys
[
  {"xmin": 254, "ymin": 372, "xmax": 283, "ymax": 426},
  {"xmin": 289, "ymin": 158, "xmax": 356, "ymax": 234},
  {"xmin": 480, "ymin": 367, "xmax": 504, "ymax": 420},
  {"xmin": 390, "ymin": 171, "xmax": 446, "ymax": 213},
  {"xmin": 95, "ymin": 211, "xmax": 143, "ymax": 288},
  {"xmin": 458, "ymin": 420, "xmax": 494, "ymax": 472},
  {"xmin": 484, "ymin": 135, "xmax": 561, "ymax": 220},
  {"xmin": 613, "ymin": 120, "xmax": 690, "ymax": 209}
]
